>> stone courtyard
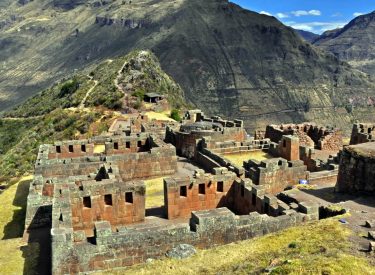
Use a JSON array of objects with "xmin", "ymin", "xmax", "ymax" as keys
[{"xmin": 23, "ymin": 110, "xmax": 375, "ymax": 274}]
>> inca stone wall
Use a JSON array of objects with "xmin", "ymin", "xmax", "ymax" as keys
[
  {"xmin": 164, "ymin": 169, "xmax": 237, "ymax": 219},
  {"xmin": 166, "ymin": 110, "xmax": 247, "ymax": 159},
  {"xmin": 350, "ymin": 123, "xmax": 375, "ymax": 145},
  {"xmin": 265, "ymin": 123, "xmax": 343, "ymax": 151},
  {"xmin": 245, "ymin": 158, "xmax": 308, "ymax": 194},
  {"xmin": 51, "ymin": 206, "xmax": 317, "ymax": 274},
  {"xmin": 25, "ymin": 133, "xmax": 177, "ymax": 235},
  {"xmin": 336, "ymin": 142, "xmax": 375, "ymax": 193}
]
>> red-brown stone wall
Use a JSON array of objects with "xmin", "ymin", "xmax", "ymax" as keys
[
  {"xmin": 71, "ymin": 191, "xmax": 145, "ymax": 235},
  {"xmin": 164, "ymin": 178, "xmax": 235, "ymax": 219}
]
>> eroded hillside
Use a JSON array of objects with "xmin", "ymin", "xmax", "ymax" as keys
[{"xmin": 0, "ymin": 0, "xmax": 375, "ymax": 133}]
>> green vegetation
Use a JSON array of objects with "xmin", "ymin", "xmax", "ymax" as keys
[
  {"xmin": 170, "ymin": 109, "xmax": 181, "ymax": 122},
  {"xmin": 132, "ymin": 89, "xmax": 145, "ymax": 100},
  {"xmin": 0, "ymin": 176, "xmax": 39, "ymax": 275},
  {"xmin": 84, "ymin": 57, "xmax": 127, "ymax": 109},
  {"xmin": 116, "ymin": 51, "xmax": 186, "ymax": 109},
  {"xmin": 59, "ymin": 78, "xmax": 79, "ymax": 98},
  {"xmin": 0, "ymin": 109, "xmax": 102, "ymax": 179},
  {"xmin": 5, "ymin": 76, "xmax": 92, "ymax": 117},
  {"xmin": 101, "ymin": 219, "xmax": 375, "ymax": 275}
]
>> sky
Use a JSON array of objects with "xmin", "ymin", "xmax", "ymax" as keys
[{"xmin": 231, "ymin": 0, "xmax": 375, "ymax": 34}]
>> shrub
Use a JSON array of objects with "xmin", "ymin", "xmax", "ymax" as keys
[
  {"xmin": 59, "ymin": 79, "xmax": 79, "ymax": 98},
  {"xmin": 170, "ymin": 109, "xmax": 181, "ymax": 122},
  {"xmin": 132, "ymin": 89, "xmax": 145, "ymax": 100}
]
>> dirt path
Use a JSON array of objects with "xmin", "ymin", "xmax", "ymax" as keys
[{"xmin": 79, "ymin": 79, "xmax": 98, "ymax": 109}]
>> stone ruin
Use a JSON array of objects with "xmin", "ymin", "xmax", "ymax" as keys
[
  {"xmin": 25, "ymin": 110, "xmax": 358, "ymax": 274},
  {"xmin": 350, "ymin": 123, "xmax": 375, "ymax": 145},
  {"xmin": 336, "ymin": 142, "xmax": 375, "ymax": 194},
  {"xmin": 335, "ymin": 122, "xmax": 375, "ymax": 194}
]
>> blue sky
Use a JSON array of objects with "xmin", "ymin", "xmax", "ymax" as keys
[{"xmin": 232, "ymin": 0, "xmax": 375, "ymax": 34}]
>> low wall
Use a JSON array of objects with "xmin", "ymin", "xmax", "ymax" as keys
[
  {"xmin": 245, "ymin": 158, "xmax": 309, "ymax": 194},
  {"xmin": 51, "ymin": 206, "xmax": 318, "ymax": 274}
]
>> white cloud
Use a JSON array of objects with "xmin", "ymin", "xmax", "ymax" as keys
[
  {"xmin": 260, "ymin": 11, "xmax": 272, "ymax": 16},
  {"xmin": 287, "ymin": 21, "xmax": 346, "ymax": 34},
  {"xmin": 353, "ymin": 12, "xmax": 363, "ymax": 17},
  {"xmin": 291, "ymin": 10, "xmax": 322, "ymax": 17},
  {"xmin": 276, "ymin": 13, "xmax": 289, "ymax": 19},
  {"xmin": 331, "ymin": 12, "xmax": 342, "ymax": 17}
]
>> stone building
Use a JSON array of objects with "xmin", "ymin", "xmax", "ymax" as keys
[
  {"xmin": 336, "ymin": 142, "xmax": 375, "ymax": 194},
  {"xmin": 350, "ymin": 123, "xmax": 375, "ymax": 145},
  {"xmin": 24, "ymin": 112, "xmax": 344, "ymax": 274}
]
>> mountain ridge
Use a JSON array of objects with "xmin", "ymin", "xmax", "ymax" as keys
[
  {"xmin": 1, "ymin": 0, "xmax": 375, "ymax": 132},
  {"xmin": 314, "ymin": 10, "xmax": 375, "ymax": 75}
]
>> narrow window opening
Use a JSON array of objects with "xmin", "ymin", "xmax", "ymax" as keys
[
  {"xmin": 126, "ymin": 142, "xmax": 131, "ymax": 149},
  {"xmin": 69, "ymin": 145, "xmax": 74, "ymax": 153},
  {"xmin": 104, "ymin": 194, "xmax": 113, "ymax": 206},
  {"xmin": 83, "ymin": 196, "xmax": 91, "ymax": 208},
  {"xmin": 252, "ymin": 193, "xmax": 256, "ymax": 206},
  {"xmin": 180, "ymin": 186, "xmax": 187, "ymax": 197},
  {"xmin": 114, "ymin": 142, "xmax": 119, "ymax": 150},
  {"xmin": 217, "ymin": 181, "xmax": 224, "ymax": 192},
  {"xmin": 81, "ymin": 144, "xmax": 86, "ymax": 152},
  {"xmin": 199, "ymin": 183, "xmax": 205, "ymax": 195},
  {"xmin": 125, "ymin": 192, "xmax": 133, "ymax": 204},
  {"xmin": 264, "ymin": 202, "xmax": 270, "ymax": 214},
  {"xmin": 56, "ymin": 146, "xmax": 61, "ymax": 153}
]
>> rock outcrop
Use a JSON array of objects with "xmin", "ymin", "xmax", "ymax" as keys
[{"xmin": 314, "ymin": 11, "xmax": 375, "ymax": 75}]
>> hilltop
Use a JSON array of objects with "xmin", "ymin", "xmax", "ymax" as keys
[
  {"xmin": 0, "ymin": 50, "xmax": 184, "ymax": 180},
  {"xmin": 314, "ymin": 11, "xmax": 375, "ymax": 75}
]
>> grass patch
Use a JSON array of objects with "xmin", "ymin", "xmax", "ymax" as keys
[
  {"xmin": 0, "ymin": 175, "xmax": 33, "ymax": 239},
  {"xmin": 0, "ymin": 239, "xmax": 39, "ymax": 275},
  {"xmin": 144, "ymin": 177, "xmax": 165, "ymax": 208},
  {"xmin": 98, "ymin": 219, "xmax": 375, "ymax": 275},
  {"xmin": 222, "ymin": 150, "xmax": 272, "ymax": 167},
  {"xmin": 0, "ymin": 176, "xmax": 39, "ymax": 275},
  {"xmin": 145, "ymin": 111, "xmax": 176, "ymax": 122}
]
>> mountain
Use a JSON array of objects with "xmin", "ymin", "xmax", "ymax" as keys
[
  {"xmin": 1, "ymin": 0, "xmax": 375, "ymax": 133},
  {"xmin": 294, "ymin": 29, "xmax": 320, "ymax": 43},
  {"xmin": 314, "ymin": 11, "xmax": 375, "ymax": 75}
]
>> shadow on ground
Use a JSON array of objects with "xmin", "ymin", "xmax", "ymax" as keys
[
  {"xmin": 302, "ymin": 187, "xmax": 375, "ymax": 208},
  {"xmin": 2, "ymin": 179, "xmax": 30, "ymax": 240},
  {"xmin": 2, "ymin": 178, "xmax": 51, "ymax": 275}
]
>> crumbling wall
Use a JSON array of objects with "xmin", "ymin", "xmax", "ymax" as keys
[
  {"xmin": 350, "ymin": 123, "xmax": 375, "ymax": 145},
  {"xmin": 265, "ymin": 123, "xmax": 342, "ymax": 151},
  {"xmin": 245, "ymin": 158, "xmax": 308, "ymax": 194}
]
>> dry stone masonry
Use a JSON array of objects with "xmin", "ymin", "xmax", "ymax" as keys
[{"xmin": 24, "ymin": 110, "xmax": 360, "ymax": 274}]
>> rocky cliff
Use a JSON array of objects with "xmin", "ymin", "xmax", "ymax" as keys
[
  {"xmin": 314, "ymin": 11, "xmax": 375, "ymax": 75},
  {"xmin": 1, "ymin": 0, "xmax": 374, "ymax": 133}
]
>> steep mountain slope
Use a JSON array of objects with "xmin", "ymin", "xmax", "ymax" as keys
[
  {"xmin": 314, "ymin": 11, "xmax": 375, "ymax": 75},
  {"xmin": 0, "ymin": 50, "xmax": 184, "ymax": 179},
  {"xmin": 1, "ymin": 0, "xmax": 375, "ymax": 132},
  {"xmin": 294, "ymin": 29, "xmax": 320, "ymax": 43}
]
